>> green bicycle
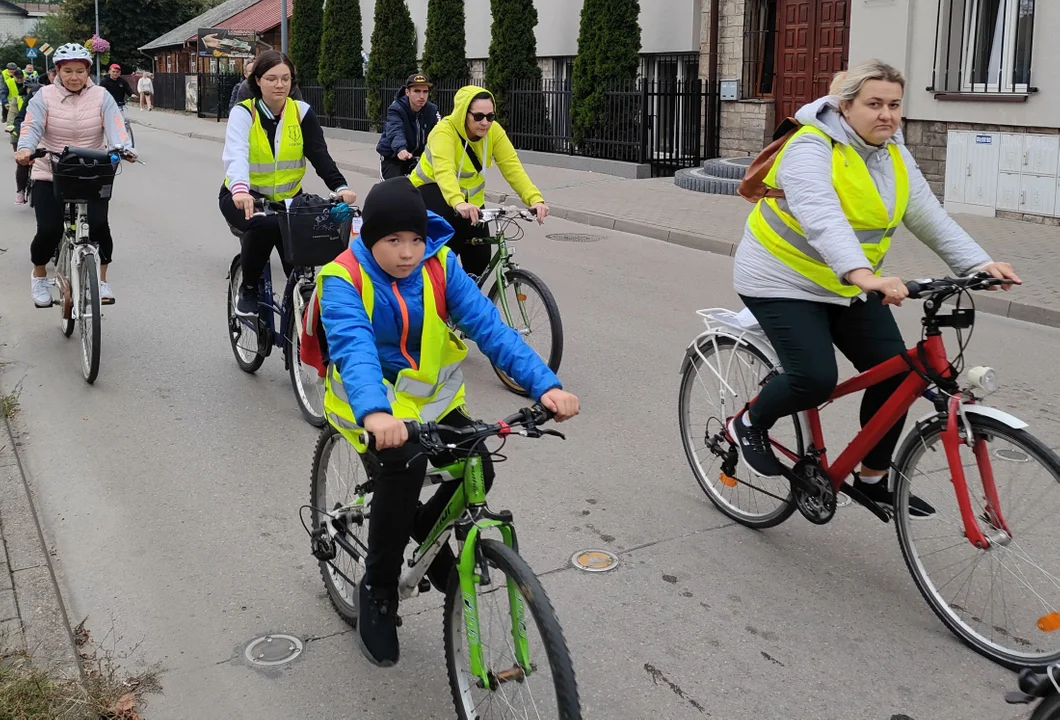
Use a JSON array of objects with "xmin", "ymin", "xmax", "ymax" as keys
[
  {"xmin": 460, "ymin": 204, "xmax": 564, "ymax": 395},
  {"xmin": 308, "ymin": 405, "xmax": 581, "ymax": 719}
]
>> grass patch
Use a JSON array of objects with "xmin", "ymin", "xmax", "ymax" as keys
[
  {"xmin": 1, "ymin": 393, "xmax": 17, "ymax": 421},
  {"xmin": 0, "ymin": 619, "xmax": 160, "ymax": 719}
]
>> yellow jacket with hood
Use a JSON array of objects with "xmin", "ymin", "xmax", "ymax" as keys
[{"xmin": 411, "ymin": 85, "xmax": 544, "ymax": 209}]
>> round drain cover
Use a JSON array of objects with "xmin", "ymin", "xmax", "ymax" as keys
[
  {"xmin": 570, "ymin": 549, "xmax": 619, "ymax": 572},
  {"xmin": 244, "ymin": 634, "xmax": 303, "ymax": 667},
  {"xmin": 546, "ymin": 233, "xmax": 605, "ymax": 243}
]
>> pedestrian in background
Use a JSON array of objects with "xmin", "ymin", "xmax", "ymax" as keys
[
  {"xmin": 376, "ymin": 73, "xmax": 440, "ymax": 179},
  {"xmin": 137, "ymin": 71, "xmax": 154, "ymax": 111},
  {"xmin": 228, "ymin": 60, "xmax": 254, "ymax": 110}
]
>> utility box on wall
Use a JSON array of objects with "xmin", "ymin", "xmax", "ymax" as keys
[
  {"xmin": 944, "ymin": 130, "xmax": 1060, "ymax": 218},
  {"xmin": 719, "ymin": 80, "xmax": 739, "ymax": 101}
]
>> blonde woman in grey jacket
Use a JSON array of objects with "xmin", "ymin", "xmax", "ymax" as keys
[{"xmin": 728, "ymin": 59, "xmax": 1020, "ymax": 518}]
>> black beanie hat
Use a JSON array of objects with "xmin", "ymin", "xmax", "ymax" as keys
[{"xmin": 359, "ymin": 177, "xmax": 429, "ymax": 248}]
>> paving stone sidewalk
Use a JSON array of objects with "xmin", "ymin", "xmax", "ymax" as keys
[{"xmin": 132, "ymin": 109, "xmax": 1060, "ymax": 327}]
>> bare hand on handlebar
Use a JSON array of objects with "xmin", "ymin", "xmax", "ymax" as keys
[
  {"xmin": 13, "ymin": 149, "xmax": 32, "ymax": 166},
  {"xmin": 978, "ymin": 261, "xmax": 1021, "ymax": 290},
  {"xmin": 847, "ymin": 269, "xmax": 908, "ymax": 306},
  {"xmin": 529, "ymin": 202, "xmax": 550, "ymax": 225},
  {"xmin": 363, "ymin": 412, "xmax": 408, "ymax": 450},
  {"xmin": 233, "ymin": 192, "xmax": 256, "ymax": 221},
  {"xmin": 540, "ymin": 388, "xmax": 579, "ymax": 421},
  {"xmin": 456, "ymin": 202, "xmax": 481, "ymax": 224}
]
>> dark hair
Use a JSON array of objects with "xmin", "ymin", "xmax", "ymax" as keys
[
  {"xmin": 470, "ymin": 91, "xmax": 492, "ymax": 106},
  {"xmin": 249, "ymin": 50, "xmax": 297, "ymax": 98}
]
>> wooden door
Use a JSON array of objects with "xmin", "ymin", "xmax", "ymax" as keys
[{"xmin": 774, "ymin": 0, "xmax": 850, "ymax": 124}]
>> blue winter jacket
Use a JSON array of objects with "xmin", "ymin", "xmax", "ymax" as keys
[
  {"xmin": 375, "ymin": 88, "xmax": 440, "ymax": 159},
  {"xmin": 320, "ymin": 212, "xmax": 561, "ymax": 424}
]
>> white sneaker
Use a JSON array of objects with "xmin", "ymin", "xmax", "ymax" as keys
[
  {"xmin": 99, "ymin": 282, "xmax": 115, "ymax": 304},
  {"xmin": 31, "ymin": 274, "xmax": 52, "ymax": 308}
]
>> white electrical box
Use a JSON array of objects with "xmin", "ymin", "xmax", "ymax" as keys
[{"xmin": 720, "ymin": 80, "xmax": 738, "ymax": 101}]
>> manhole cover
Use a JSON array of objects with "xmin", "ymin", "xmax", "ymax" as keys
[
  {"xmin": 546, "ymin": 233, "xmax": 605, "ymax": 243},
  {"xmin": 570, "ymin": 549, "xmax": 620, "ymax": 573},
  {"xmin": 244, "ymin": 634, "xmax": 303, "ymax": 667}
]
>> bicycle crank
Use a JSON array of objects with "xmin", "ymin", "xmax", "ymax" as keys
[{"xmin": 786, "ymin": 460, "xmax": 836, "ymax": 525}]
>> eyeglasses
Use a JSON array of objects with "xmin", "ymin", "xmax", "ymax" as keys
[{"xmin": 468, "ymin": 112, "xmax": 496, "ymax": 122}]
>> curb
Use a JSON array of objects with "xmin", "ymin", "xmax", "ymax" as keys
[
  {"xmin": 134, "ymin": 117, "xmax": 1060, "ymax": 330},
  {"xmin": 0, "ymin": 412, "xmax": 81, "ymax": 676}
]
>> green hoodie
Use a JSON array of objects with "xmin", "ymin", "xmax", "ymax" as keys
[{"xmin": 411, "ymin": 85, "xmax": 544, "ymax": 209}]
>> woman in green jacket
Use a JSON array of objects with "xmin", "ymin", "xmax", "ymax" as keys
[{"xmin": 410, "ymin": 85, "xmax": 549, "ymax": 277}]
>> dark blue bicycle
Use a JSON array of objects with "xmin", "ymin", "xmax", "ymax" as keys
[{"xmin": 225, "ymin": 197, "xmax": 357, "ymax": 426}]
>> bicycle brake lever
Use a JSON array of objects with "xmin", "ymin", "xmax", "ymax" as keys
[{"xmin": 541, "ymin": 428, "xmax": 566, "ymax": 440}]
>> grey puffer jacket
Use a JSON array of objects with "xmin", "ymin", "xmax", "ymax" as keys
[{"xmin": 733, "ymin": 96, "xmax": 991, "ymax": 305}]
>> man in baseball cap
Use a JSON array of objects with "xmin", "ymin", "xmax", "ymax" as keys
[
  {"xmin": 376, "ymin": 72, "xmax": 441, "ymax": 179},
  {"xmin": 101, "ymin": 63, "xmax": 136, "ymax": 108}
]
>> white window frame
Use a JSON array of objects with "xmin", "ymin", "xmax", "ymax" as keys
[{"xmin": 960, "ymin": 0, "xmax": 1032, "ymax": 93}]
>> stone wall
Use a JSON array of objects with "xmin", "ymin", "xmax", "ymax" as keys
[
  {"xmin": 904, "ymin": 118, "xmax": 1060, "ymax": 218},
  {"xmin": 699, "ymin": 0, "xmax": 773, "ymax": 158}
]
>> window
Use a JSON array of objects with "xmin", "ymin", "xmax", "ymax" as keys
[
  {"xmin": 931, "ymin": 0, "xmax": 1035, "ymax": 93},
  {"xmin": 742, "ymin": 0, "xmax": 777, "ymax": 99}
]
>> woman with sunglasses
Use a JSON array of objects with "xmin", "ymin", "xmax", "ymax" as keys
[{"xmin": 410, "ymin": 85, "xmax": 549, "ymax": 278}]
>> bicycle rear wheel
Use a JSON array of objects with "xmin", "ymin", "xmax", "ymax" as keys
[
  {"xmin": 226, "ymin": 256, "xmax": 265, "ymax": 373},
  {"xmin": 487, "ymin": 269, "xmax": 563, "ymax": 396},
  {"xmin": 310, "ymin": 426, "xmax": 374, "ymax": 627},
  {"xmin": 1032, "ymin": 696, "xmax": 1060, "ymax": 720},
  {"xmin": 287, "ymin": 280, "xmax": 326, "ymax": 426},
  {"xmin": 78, "ymin": 258, "xmax": 101, "ymax": 383},
  {"xmin": 893, "ymin": 414, "xmax": 1060, "ymax": 670},
  {"xmin": 678, "ymin": 335, "xmax": 800, "ymax": 528},
  {"xmin": 444, "ymin": 539, "xmax": 580, "ymax": 719}
]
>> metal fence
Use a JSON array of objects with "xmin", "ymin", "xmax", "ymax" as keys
[
  {"xmin": 152, "ymin": 73, "xmax": 191, "ymax": 111},
  {"xmin": 198, "ymin": 73, "xmax": 241, "ymax": 119}
]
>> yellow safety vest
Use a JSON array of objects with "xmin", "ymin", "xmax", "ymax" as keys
[
  {"xmin": 747, "ymin": 125, "xmax": 910, "ymax": 297},
  {"xmin": 227, "ymin": 98, "xmax": 306, "ymax": 200},
  {"xmin": 318, "ymin": 247, "xmax": 468, "ymax": 452},
  {"xmin": 412, "ymin": 128, "xmax": 488, "ymax": 207},
  {"xmin": 5, "ymin": 76, "xmax": 20, "ymax": 110}
]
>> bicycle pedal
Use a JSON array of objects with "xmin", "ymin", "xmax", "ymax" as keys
[{"xmin": 417, "ymin": 578, "xmax": 431, "ymax": 594}]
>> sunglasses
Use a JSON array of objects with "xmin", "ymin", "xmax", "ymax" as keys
[{"xmin": 468, "ymin": 112, "xmax": 496, "ymax": 122}]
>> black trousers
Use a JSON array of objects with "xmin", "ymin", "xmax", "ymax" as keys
[
  {"xmin": 15, "ymin": 162, "xmax": 29, "ymax": 192},
  {"xmin": 218, "ymin": 186, "xmax": 292, "ymax": 285},
  {"xmin": 30, "ymin": 181, "xmax": 113, "ymax": 266},
  {"xmin": 379, "ymin": 155, "xmax": 417, "ymax": 180},
  {"xmin": 364, "ymin": 407, "xmax": 495, "ymax": 591},
  {"xmin": 740, "ymin": 293, "xmax": 909, "ymax": 472},
  {"xmin": 418, "ymin": 182, "xmax": 491, "ymax": 277}
]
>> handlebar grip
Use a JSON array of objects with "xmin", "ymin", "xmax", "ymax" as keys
[{"xmin": 904, "ymin": 280, "xmax": 926, "ymax": 299}]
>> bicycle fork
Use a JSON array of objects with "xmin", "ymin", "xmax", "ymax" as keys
[
  {"xmin": 940, "ymin": 395, "xmax": 1010, "ymax": 550},
  {"xmin": 457, "ymin": 522, "xmax": 532, "ymax": 690}
]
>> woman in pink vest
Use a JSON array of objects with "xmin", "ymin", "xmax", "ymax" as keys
[{"xmin": 15, "ymin": 43, "xmax": 132, "ymax": 308}]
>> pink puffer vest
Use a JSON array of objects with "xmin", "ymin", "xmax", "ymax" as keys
[{"xmin": 32, "ymin": 82, "xmax": 107, "ymax": 183}]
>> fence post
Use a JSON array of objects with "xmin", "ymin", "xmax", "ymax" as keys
[{"xmin": 639, "ymin": 78, "xmax": 650, "ymax": 165}]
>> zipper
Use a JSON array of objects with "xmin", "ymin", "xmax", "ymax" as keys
[{"xmin": 391, "ymin": 281, "xmax": 419, "ymax": 371}]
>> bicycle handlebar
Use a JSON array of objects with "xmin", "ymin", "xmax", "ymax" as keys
[
  {"xmin": 903, "ymin": 273, "xmax": 1016, "ymax": 299},
  {"xmin": 363, "ymin": 404, "xmax": 561, "ymax": 454},
  {"xmin": 478, "ymin": 205, "xmax": 538, "ymax": 224},
  {"xmin": 251, "ymin": 195, "xmax": 362, "ymax": 219},
  {"xmin": 29, "ymin": 145, "xmax": 137, "ymax": 163}
]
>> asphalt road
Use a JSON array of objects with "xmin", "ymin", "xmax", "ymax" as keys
[{"xmin": 0, "ymin": 124, "xmax": 1054, "ymax": 720}]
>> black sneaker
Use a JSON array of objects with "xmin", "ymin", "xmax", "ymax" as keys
[
  {"xmin": 412, "ymin": 503, "xmax": 456, "ymax": 592},
  {"xmin": 356, "ymin": 583, "xmax": 400, "ymax": 667},
  {"xmin": 234, "ymin": 285, "xmax": 259, "ymax": 318},
  {"xmin": 727, "ymin": 409, "xmax": 784, "ymax": 478},
  {"xmin": 852, "ymin": 475, "xmax": 936, "ymax": 519}
]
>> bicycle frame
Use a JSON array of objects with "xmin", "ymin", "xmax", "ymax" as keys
[
  {"xmin": 241, "ymin": 263, "xmax": 314, "ymax": 364},
  {"xmin": 473, "ymin": 226, "xmax": 533, "ymax": 332},
  {"xmin": 401, "ymin": 452, "xmax": 530, "ymax": 689},
  {"xmin": 55, "ymin": 202, "xmax": 100, "ymax": 322},
  {"xmin": 766, "ymin": 331, "xmax": 1002, "ymax": 549}
]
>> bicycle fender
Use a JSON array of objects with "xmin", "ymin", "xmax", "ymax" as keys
[
  {"xmin": 911, "ymin": 404, "xmax": 1029, "ymax": 431},
  {"xmin": 679, "ymin": 329, "xmax": 781, "ymax": 376}
]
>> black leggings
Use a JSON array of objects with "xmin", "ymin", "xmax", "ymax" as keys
[
  {"xmin": 15, "ymin": 162, "xmax": 29, "ymax": 192},
  {"xmin": 741, "ymin": 294, "xmax": 909, "ymax": 472},
  {"xmin": 364, "ymin": 407, "xmax": 495, "ymax": 591},
  {"xmin": 418, "ymin": 182, "xmax": 491, "ymax": 277},
  {"xmin": 30, "ymin": 181, "xmax": 113, "ymax": 266},
  {"xmin": 218, "ymin": 186, "xmax": 292, "ymax": 285}
]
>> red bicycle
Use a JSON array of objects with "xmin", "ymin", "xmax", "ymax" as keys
[{"xmin": 679, "ymin": 274, "xmax": 1060, "ymax": 670}]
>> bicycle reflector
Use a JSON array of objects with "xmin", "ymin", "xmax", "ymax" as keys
[
  {"xmin": 720, "ymin": 472, "xmax": 738, "ymax": 488},
  {"xmin": 1038, "ymin": 612, "xmax": 1060, "ymax": 633}
]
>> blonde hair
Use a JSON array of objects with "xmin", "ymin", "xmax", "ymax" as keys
[{"xmin": 829, "ymin": 60, "xmax": 905, "ymax": 103}]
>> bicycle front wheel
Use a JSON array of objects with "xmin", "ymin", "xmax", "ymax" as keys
[
  {"xmin": 125, "ymin": 119, "xmax": 135, "ymax": 149},
  {"xmin": 487, "ymin": 269, "xmax": 563, "ymax": 396},
  {"xmin": 78, "ymin": 258, "xmax": 101, "ymax": 383},
  {"xmin": 444, "ymin": 538, "xmax": 580, "ymax": 719},
  {"xmin": 287, "ymin": 283, "xmax": 326, "ymax": 427},
  {"xmin": 893, "ymin": 414, "xmax": 1060, "ymax": 670},
  {"xmin": 678, "ymin": 335, "xmax": 800, "ymax": 528}
]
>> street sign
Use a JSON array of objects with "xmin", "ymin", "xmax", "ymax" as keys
[
  {"xmin": 23, "ymin": 36, "xmax": 37, "ymax": 49},
  {"xmin": 25, "ymin": 48, "xmax": 38, "ymax": 58},
  {"xmin": 40, "ymin": 43, "xmax": 51, "ymax": 55}
]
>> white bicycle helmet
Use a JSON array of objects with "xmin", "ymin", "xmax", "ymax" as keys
[{"xmin": 52, "ymin": 44, "xmax": 93, "ymax": 65}]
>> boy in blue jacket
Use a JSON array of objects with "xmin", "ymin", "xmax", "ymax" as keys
[{"xmin": 318, "ymin": 177, "xmax": 579, "ymax": 667}]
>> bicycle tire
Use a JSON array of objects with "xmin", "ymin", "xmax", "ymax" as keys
[
  {"xmin": 226, "ymin": 256, "xmax": 265, "ymax": 373},
  {"xmin": 310, "ymin": 425, "xmax": 374, "ymax": 628},
  {"xmin": 443, "ymin": 538, "xmax": 581, "ymax": 719},
  {"xmin": 58, "ymin": 266, "xmax": 74, "ymax": 337},
  {"xmin": 487, "ymin": 268, "xmax": 563, "ymax": 396},
  {"xmin": 1032, "ymin": 696, "xmax": 1060, "ymax": 720},
  {"xmin": 78, "ymin": 258, "xmax": 101, "ymax": 383},
  {"xmin": 678, "ymin": 335, "xmax": 799, "ymax": 528},
  {"xmin": 287, "ymin": 282, "xmax": 326, "ymax": 427},
  {"xmin": 893, "ymin": 414, "xmax": 1060, "ymax": 671},
  {"xmin": 124, "ymin": 118, "xmax": 134, "ymax": 148}
]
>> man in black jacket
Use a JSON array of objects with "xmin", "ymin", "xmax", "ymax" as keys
[{"xmin": 376, "ymin": 73, "xmax": 440, "ymax": 179}]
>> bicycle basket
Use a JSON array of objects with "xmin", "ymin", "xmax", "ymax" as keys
[
  {"xmin": 278, "ymin": 196, "xmax": 352, "ymax": 267},
  {"xmin": 51, "ymin": 149, "xmax": 118, "ymax": 203}
]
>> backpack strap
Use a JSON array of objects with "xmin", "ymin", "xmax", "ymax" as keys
[{"xmin": 425, "ymin": 255, "xmax": 448, "ymax": 322}]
